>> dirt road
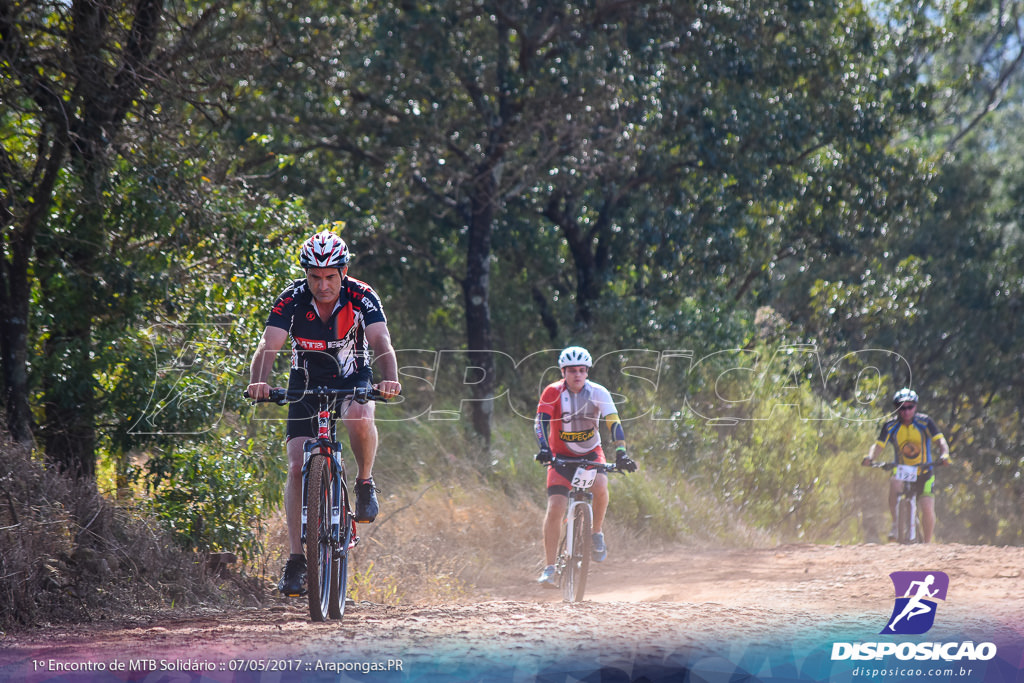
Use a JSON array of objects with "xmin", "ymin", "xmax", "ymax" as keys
[{"xmin": 3, "ymin": 542, "xmax": 1023, "ymax": 682}]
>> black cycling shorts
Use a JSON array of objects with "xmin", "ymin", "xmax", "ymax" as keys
[{"xmin": 285, "ymin": 368, "xmax": 373, "ymax": 441}]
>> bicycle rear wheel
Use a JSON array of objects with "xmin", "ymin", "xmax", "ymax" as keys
[
  {"xmin": 306, "ymin": 454, "xmax": 339, "ymax": 621},
  {"xmin": 562, "ymin": 503, "xmax": 592, "ymax": 602},
  {"xmin": 329, "ymin": 484, "xmax": 353, "ymax": 619}
]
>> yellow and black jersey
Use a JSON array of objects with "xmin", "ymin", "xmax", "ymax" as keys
[{"xmin": 875, "ymin": 413, "xmax": 944, "ymax": 468}]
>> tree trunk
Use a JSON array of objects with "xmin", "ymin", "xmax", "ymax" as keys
[
  {"xmin": 545, "ymin": 194, "xmax": 611, "ymax": 329},
  {"xmin": 38, "ymin": 196, "xmax": 103, "ymax": 479},
  {"xmin": 30, "ymin": 0, "xmax": 165, "ymax": 480},
  {"xmin": 461, "ymin": 166, "xmax": 498, "ymax": 446},
  {"xmin": 0, "ymin": 256, "xmax": 34, "ymax": 445},
  {"xmin": 0, "ymin": 132, "xmax": 67, "ymax": 446},
  {"xmin": 40, "ymin": 313, "xmax": 98, "ymax": 479}
]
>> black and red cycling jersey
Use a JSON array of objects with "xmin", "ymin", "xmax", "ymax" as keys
[{"xmin": 265, "ymin": 277, "xmax": 387, "ymax": 384}]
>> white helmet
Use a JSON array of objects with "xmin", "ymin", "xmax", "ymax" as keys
[
  {"xmin": 299, "ymin": 230, "xmax": 351, "ymax": 269},
  {"xmin": 893, "ymin": 387, "xmax": 919, "ymax": 406},
  {"xmin": 558, "ymin": 346, "xmax": 593, "ymax": 368}
]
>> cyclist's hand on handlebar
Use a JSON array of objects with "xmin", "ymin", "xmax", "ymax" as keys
[
  {"xmin": 352, "ymin": 381, "xmax": 374, "ymax": 404},
  {"xmin": 245, "ymin": 381, "xmax": 272, "ymax": 401},
  {"xmin": 375, "ymin": 380, "xmax": 402, "ymax": 400},
  {"xmin": 615, "ymin": 448, "xmax": 637, "ymax": 473},
  {"xmin": 861, "ymin": 456, "xmax": 874, "ymax": 468},
  {"xmin": 938, "ymin": 454, "xmax": 952, "ymax": 467},
  {"xmin": 535, "ymin": 447, "xmax": 552, "ymax": 464}
]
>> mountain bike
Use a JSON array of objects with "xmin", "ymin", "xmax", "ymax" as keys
[
  {"xmin": 245, "ymin": 385, "xmax": 384, "ymax": 622},
  {"xmin": 871, "ymin": 461, "xmax": 934, "ymax": 544},
  {"xmin": 547, "ymin": 456, "xmax": 624, "ymax": 602}
]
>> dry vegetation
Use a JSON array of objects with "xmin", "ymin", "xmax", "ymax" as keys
[
  {"xmin": 250, "ymin": 458, "xmax": 681, "ymax": 607},
  {"xmin": 0, "ymin": 436, "xmax": 261, "ymax": 633},
  {"xmin": 1, "ymin": 423, "xmax": 758, "ymax": 633},
  {"xmin": 1, "ymin": 425, "xmax": 631, "ymax": 633},
  {"xmin": 255, "ymin": 470, "xmax": 547, "ymax": 605}
]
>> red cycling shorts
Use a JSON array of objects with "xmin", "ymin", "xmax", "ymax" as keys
[{"xmin": 546, "ymin": 448, "xmax": 605, "ymax": 495}]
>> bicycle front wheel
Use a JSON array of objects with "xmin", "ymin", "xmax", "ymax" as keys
[
  {"xmin": 306, "ymin": 454, "xmax": 338, "ymax": 621},
  {"xmin": 562, "ymin": 503, "xmax": 592, "ymax": 602},
  {"xmin": 897, "ymin": 495, "xmax": 915, "ymax": 544}
]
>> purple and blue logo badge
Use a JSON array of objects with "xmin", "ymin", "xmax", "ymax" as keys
[{"xmin": 881, "ymin": 571, "xmax": 949, "ymax": 635}]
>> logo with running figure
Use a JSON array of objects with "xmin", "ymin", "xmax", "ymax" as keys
[{"xmin": 882, "ymin": 571, "xmax": 949, "ymax": 635}]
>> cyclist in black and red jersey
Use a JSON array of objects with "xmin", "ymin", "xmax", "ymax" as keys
[
  {"xmin": 534, "ymin": 346, "xmax": 637, "ymax": 587},
  {"xmin": 247, "ymin": 227, "xmax": 401, "ymax": 596}
]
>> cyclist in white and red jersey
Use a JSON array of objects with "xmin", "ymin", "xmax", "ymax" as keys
[
  {"xmin": 534, "ymin": 346, "xmax": 637, "ymax": 587},
  {"xmin": 247, "ymin": 227, "xmax": 401, "ymax": 596}
]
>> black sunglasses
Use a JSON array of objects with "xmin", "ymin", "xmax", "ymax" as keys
[{"xmin": 898, "ymin": 404, "xmax": 917, "ymax": 412}]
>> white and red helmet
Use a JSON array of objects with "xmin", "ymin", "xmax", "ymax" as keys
[{"xmin": 299, "ymin": 230, "xmax": 351, "ymax": 269}]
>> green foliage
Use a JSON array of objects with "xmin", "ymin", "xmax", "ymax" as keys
[
  {"xmin": 709, "ymin": 392, "xmax": 871, "ymax": 542},
  {"xmin": 3, "ymin": 0, "xmax": 1024, "ymax": 571},
  {"xmin": 143, "ymin": 434, "xmax": 284, "ymax": 563}
]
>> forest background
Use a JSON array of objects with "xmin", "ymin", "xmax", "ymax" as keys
[{"xmin": 2, "ymin": 0, "xmax": 1023, "ymax": 625}]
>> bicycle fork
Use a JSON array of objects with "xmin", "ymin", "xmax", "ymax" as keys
[
  {"xmin": 560, "ymin": 493, "xmax": 592, "ymax": 570},
  {"xmin": 300, "ymin": 442, "xmax": 346, "ymax": 549},
  {"xmin": 902, "ymin": 486, "xmax": 918, "ymax": 543}
]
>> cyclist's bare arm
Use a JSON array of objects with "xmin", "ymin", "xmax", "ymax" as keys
[
  {"xmin": 365, "ymin": 321, "xmax": 401, "ymax": 399},
  {"xmin": 862, "ymin": 442, "xmax": 886, "ymax": 467},
  {"xmin": 248, "ymin": 326, "xmax": 288, "ymax": 400}
]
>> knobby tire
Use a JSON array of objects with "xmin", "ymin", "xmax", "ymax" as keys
[
  {"xmin": 555, "ymin": 520, "xmax": 568, "ymax": 590},
  {"xmin": 330, "ymin": 485, "xmax": 352, "ymax": 620},
  {"xmin": 898, "ymin": 495, "xmax": 914, "ymax": 545},
  {"xmin": 563, "ymin": 503, "xmax": 592, "ymax": 602},
  {"xmin": 306, "ymin": 454, "xmax": 339, "ymax": 621}
]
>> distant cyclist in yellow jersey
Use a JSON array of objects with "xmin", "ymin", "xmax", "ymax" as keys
[{"xmin": 862, "ymin": 388, "xmax": 951, "ymax": 543}]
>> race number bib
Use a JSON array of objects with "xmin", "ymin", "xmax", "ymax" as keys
[
  {"xmin": 571, "ymin": 467, "xmax": 598, "ymax": 489},
  {"xmin": 894, "ymin": 464, "xmax": 919, "ymax": 482}
]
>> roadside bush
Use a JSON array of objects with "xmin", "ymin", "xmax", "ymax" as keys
[
  {"xmin": 142, "ymin": 433, "xmax": 282, "ymax": 563},
  {"xmin": 0, "ymin": 433, "xmax": 235, "ymax": 631}
]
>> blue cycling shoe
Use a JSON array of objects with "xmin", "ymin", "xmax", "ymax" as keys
[
  {"xmin": 537, "ymin": 565, "xmax": 557, "ymax": 588},
  {"xmin": 592, "ymin": 532, "xmax": 607, "ymax": 562}
]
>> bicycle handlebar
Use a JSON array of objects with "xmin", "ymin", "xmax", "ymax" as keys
[
  {"xmin": 243, "ymin": 385, "xmax": 388, "ymax": 405},
  {"xmin": 869, "ymin": 461, "xmax": 939, "ymax": 474},
  {"xmin": 549, "ymin": 455, "xmax": 624, "ymax": 475}
]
